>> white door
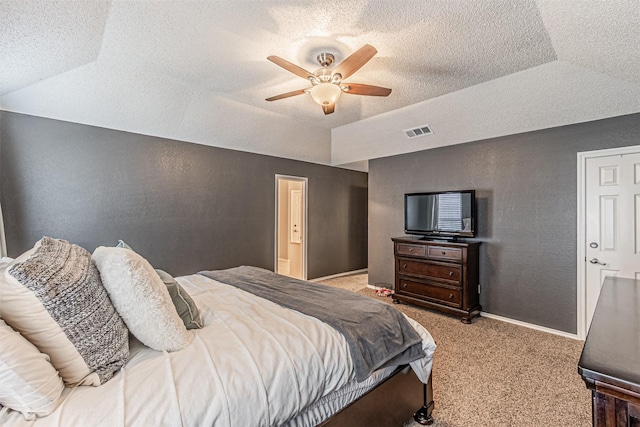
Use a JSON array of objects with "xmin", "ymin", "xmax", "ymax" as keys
[
  {"xmin": 584, "ymin": 152, "xmax": 640, "ymax": 331},
  {"xmin": 290, "ymin": 190, "xmax": 302, "ymax": 244}
]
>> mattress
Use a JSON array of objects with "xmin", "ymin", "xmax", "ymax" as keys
[{"xmin": 0, "ymin": 274, "xmax": 436, "ymax": 426}]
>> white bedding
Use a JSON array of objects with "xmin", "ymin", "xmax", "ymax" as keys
[{"xmin": 1, "ymin": 274, "xmax": 436, "ymax": 426}]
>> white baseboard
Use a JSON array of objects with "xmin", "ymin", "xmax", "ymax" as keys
[
  {"xmin": 480, "ymin": 312, "xmax": 581, "ymax": 340},
  {"xmin": 367, "ymin": 284, "xmax": 393, "ymax": 291},
  {"xmin": 310, "ymin": 269, "xmax": 368, "ymax": 282},
  {"xmin": 311, "ymin": 272, "xmax": 579, "ymax": 340}
]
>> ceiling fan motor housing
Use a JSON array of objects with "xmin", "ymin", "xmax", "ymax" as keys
[{"xmin": 316, "ymin": 53, "xmax": 335, "ymax": 67}]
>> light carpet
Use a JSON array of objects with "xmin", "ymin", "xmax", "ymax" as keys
[{"xmin": 318, "ymin": 273, "xmax": 591, "ymax": 427}]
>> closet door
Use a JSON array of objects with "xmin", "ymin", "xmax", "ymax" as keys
[{"xmin": 585, "ymin": 152, "xmax": 640, "ymax": 331}]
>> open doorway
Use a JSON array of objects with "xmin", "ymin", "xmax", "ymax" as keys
[{"xmin": 275, "ymin": 175, "xmax": 307, "ymax": 280}]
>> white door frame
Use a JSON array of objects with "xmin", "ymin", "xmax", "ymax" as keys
[
  {"xmin": 577, "ymin": 144, "xmax": 640, "ymax": 339},
  {"xmin": 275, "ymin": 175, "xmax": 308, "ymax": 280},
  {"xmin": 0, "ymin": 202, "xmax": 6, "ymax": 257}
]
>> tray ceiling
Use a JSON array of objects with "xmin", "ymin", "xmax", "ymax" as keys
[{"xmin": 1, "ymin": 1, "xmax": 639, "ymax": 171}]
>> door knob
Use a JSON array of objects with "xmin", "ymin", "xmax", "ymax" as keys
[{"xmin": 589, "ymin": 258, "xmax": 607, "ymax": 266}]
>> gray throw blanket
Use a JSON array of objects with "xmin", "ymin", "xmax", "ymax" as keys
[{"xmin": 198, "ymin": 266, "xmax": 425, "ymax": 381}]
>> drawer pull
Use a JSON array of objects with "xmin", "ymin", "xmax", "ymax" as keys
[
  {"xmin": 449, "ymin": 293, "xmax": 454, "ymax": 299},
  {"xmin": 403, "ymin": 283, "xmax": 408, "ymax": 289},
  {"xmin": 442, "ymin": 251, "xmax": 446, "ymax": 255},
  {"xmin": 403, "ymin": 264, "xmax": 408, "ymax": 269},
  {"xmin": 449, "ymin": 271, "xmax": 454, "ymax": 277},
  {"xmin": 409, "ymin": 248, "xmax": 413, "ymax": 252}
]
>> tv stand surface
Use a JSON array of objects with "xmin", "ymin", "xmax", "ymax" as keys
[
  {"xmin": 392, "ymin": 237, "xmax": 481, "ymax": 323},
  {"xmin": 418, "ymin": 236, "xmax": 463, "ymax": 242}
]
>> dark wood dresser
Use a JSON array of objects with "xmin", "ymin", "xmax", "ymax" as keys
[
  {"xmin": 579, "ymin": 276, "xmax": 640, "ymax": 426},
  {"xmin": 391, "ymin": 237, "xmax": 481, "ymax": 323}
]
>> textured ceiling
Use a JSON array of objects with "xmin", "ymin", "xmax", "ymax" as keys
[{"xmin": 1, "ymin": 0, "xmax": 639, "ymax": 171}]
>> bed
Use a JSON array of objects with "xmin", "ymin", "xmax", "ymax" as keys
[{"xmin": 0, "ymin": 238, "xmax": 436, "ymax": 426}]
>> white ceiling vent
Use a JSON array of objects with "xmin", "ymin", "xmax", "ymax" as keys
[{"xmin": 404, "ymin": 124, "xmax": 433, "ymax": 139}]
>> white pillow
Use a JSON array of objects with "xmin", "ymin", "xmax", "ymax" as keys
[
  {"xmin": 0, "ymin": 319, "xmax": 64, "ymax": 420},
  {"xmin": 0, "ymin": 257, "xmax": 13, "ymax": 269},
  {"xmin": 92, "ymin": 247, "xmax": 193, "ymax": 352}
]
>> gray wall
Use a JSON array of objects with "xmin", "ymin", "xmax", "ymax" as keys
[
  {"xmin": 369, "ymin": 113, "xmax": 640, "ymax": 334},
  {"xmin": 1, "ymin": 112, "xmax": 367, "ymax": 279}
]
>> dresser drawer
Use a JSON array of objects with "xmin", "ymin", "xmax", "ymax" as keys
[
  {"xmin": 397, "ymin": 258, "xmax": 462, "ymax": 284},
  {"xmin": 427, "ymin": 246, "xmax": 462, "ymax": 261},
  {"xmin": 396, "ymin": 243, "xmax": 426, "ymax": 257},
  {"xmin": 397, "ymin": 279, "xmax": 462, "ymax": 308}
]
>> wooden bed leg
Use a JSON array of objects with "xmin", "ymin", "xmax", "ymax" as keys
[
  {"xmin": 319, "ymin": 366, "xmax": 434, "ymax": 426},
  {"xmin": 413, "ymin": 380, "xmax": 435, "ymax": 425}
]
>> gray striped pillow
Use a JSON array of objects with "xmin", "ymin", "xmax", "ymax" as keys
[{"xmin": 156, "ymin": 269, "xmax": 203, "ymax": 330}]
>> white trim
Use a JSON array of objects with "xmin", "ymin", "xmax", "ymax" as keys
[
  {"xmin": 0, "ymin": 202, "xmax": 6, "ymax": 257},
  {"xmin": 576, "ymin": 152, "xmax": 586, "ymax": 340},
  {"xmin": 576, "ymin": 145, "xmax": 640, "ymax": 340},
  {"xmin": 366, "ymin": 284, "xmax": 391, "ymax": 291},
  {"xmin": 311, "ymin": 267, "xmax": 580, "ymax": 340},
  {"xmin": 275, "ymin": 175, "xmax": 308, "ymax": 280},
  {"xmin": 480, "ymin": 312, "xmax": 580, "ymax": 341},
  {"xmin": 310, "ymin": 269, "xmax": 368, "ymax": 282}
]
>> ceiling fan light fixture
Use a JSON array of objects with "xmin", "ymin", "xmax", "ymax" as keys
[
  {"xmin": 310, "ymin": 82, "xmax": 341, "ymax": 106},
  {"xmin": 266, "ymin": 44, "xmax": 390, "ymax": 114}
]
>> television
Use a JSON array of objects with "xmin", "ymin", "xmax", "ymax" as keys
[{"xmin": 404, "ymin": 190, "xmax": 476, "ymax": 239}]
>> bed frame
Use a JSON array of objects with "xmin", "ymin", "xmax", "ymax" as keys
[{"xmin": 320, "ymin": 365, "xmax": 434, "ymax": 426}]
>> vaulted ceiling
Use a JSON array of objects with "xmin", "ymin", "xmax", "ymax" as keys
[{"xmin": 2, "ymin": 1, "xmax": 639, "ymax": 171}]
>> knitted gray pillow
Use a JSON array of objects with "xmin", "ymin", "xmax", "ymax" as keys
[{"xmin": 3, "ymin": 237, "xmax": 129, "ymax": 386}]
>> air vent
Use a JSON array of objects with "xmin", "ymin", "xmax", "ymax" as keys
[{"xmin": 404, "ymin": 124, "xmax": 433, "ymax": 139}]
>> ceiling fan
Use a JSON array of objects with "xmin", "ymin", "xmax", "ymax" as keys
[{"xmin": 265, "ymin": 44, "xmax": 391, "ymax": 115}]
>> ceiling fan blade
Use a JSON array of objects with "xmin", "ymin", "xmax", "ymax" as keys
[
  {"xmin": 343, "ymin": 83, "xmax": 392, "ymax": 97},
  {"xmin": 265, "ymin": 89, "xmax": 307, "ymax": 102},
  {"xmin": 333, "ymin": 44, "xmax": 377, "ymax": 80},
  {"xmin": 267, "ymin": 56, "xmax": 315, "ymax": 81},
  {"xmin": 322, "ymin": 103, "xmax": 335, "ymax": 115}
]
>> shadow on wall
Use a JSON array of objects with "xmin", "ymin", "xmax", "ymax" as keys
[
  {"xmin": 1, "ymin": 138, "xmax": 27, "ymax": 252},
  {"xmin": 474, "ymin": 192, "xmax": 497, "ymax": 307},
  {"xmin": 349, "ymin": 185, "xmax": 368, "ymax": 265},
  {"xmin": 475, "ymin": 194, "xmax": 491, "ymax": 240}
]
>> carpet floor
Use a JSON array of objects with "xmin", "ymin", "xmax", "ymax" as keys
[{"xmin": 318, "ymin": 273, "xmax": 591, "ymax": 427}]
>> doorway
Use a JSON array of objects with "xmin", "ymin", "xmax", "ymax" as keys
[
  {"xmin": 275, "ymin": 175, "xmax": 307, "ymax": 280},
  {"xmin": 577, "ymin": 145, "xmax": 640, "ymax": 339}
]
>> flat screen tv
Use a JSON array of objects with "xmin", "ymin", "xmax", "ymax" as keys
[{"xmin": 404, "ymin": 190, "xmax": 476, "ymax": 239}]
